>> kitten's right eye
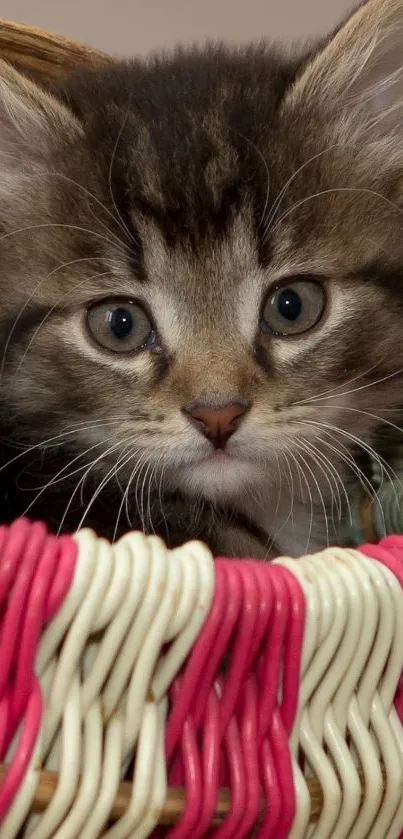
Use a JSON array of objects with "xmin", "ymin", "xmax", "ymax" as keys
[
  {"xmin": 86, "ymin": 299, "xmax": 155, "ymax": 353},
  {"xmin": 260, "ymin": 279, "xmax": 326, "ymax": 337}
]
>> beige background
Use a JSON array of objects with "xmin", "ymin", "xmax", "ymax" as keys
[{"xmin": 0, "ymin": 0, "xmax": 354, "ymax": 56}]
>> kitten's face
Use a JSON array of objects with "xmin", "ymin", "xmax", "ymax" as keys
[{"xmin": 1, "ymin": 0, "xmax": 403, "ymax": 553}]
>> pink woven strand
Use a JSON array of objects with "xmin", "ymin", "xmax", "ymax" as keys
[
  {"xmin": 44, "ymin": 533, "xmax": 77, "ymax": 621},
  {"xmin": 167, "ymin": 565, "xmax": 241, "ymax": 789},
  {"xmin": 379, "ymin": 535, "xmax": 403, "ymax": 555},
  {"xmin": 192, "ymin": 563, "xmax": 242, "ymax": 734},
  {"xmin": 192, "ymin": 687, "xmax": 220, "ymax": 839},
  {"xmin": 211, "ymin": 713, "xmax": 246, "ymax": 839},
  {"xmin": 171, "ymin": 560, "xmax": 276, "ymax": 839},
  {"xmin": 232, "ymin": 676, "xmax": 260, "ymax": 839},
  {"xmin": 0, "ymin": 523, "xmax": 77, "ymax": 822},
  {"xmin": 0, "ymin": 678, "xmax": 42, "ymax": 820},
  {"xmin": 0, "ymin": 519, "xmax": 31, "ymax": 610},
  {"xmin": 165, "ymin": 563, "xmax": 225, "ymax": 762},
  {"xmin": 165, "ymin": 556, "xmax": 305, "ymax": 839},
  {"xmin": 257, "ymin": 736, "xmax": 281, "ymax": 839},
  {"xmin": 8, "ymin": 536, "xmax": 60, "ymax": 737},
  {"xmin": 217, "ymin": 561, "xmax": 259, "ymax": 734},
  {"xmin": 0, "ymin": 522, "xmax": 46, "ymax": 760},
  {"xmin": 0, "ymin": 521, "xmax": 47, "ymax": 701},
  {"xmin": 268, "ymin": 708, "xmax": 295, "ymax": 838},
  {"xmin": 246, "ymin": 561, "xmax": 273, "ymax": 669},
  {"xmin": 257, "ymin": 567, "xmax": 289, "ymax": 743},
  {"xmin": 166, "ymin": 679, "xmax": 203, "ymax": 839}
]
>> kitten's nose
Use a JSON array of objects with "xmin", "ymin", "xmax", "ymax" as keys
[{"xmin": 184, "ymin": 401, "xmax": 248, "ymax": 448}]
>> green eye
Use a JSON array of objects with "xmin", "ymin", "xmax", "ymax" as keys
[
  {"xmin": 261, "ymin": 279, "xmax": 326, "ymax": 337},
  {"xmin": 87, "ymin": 299, "xmax": 155, "ymax": 353}
]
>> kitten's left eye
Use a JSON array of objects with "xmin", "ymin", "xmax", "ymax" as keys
[
  {"xmin": 261, "ymin": 279, "xmax": 326, "ymax": 337},
  {"xmin": 86, "ymin": 299, "xmax": 155, "ymax": 353}
]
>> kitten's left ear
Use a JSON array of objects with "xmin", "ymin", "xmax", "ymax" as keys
[
  {"xmin": 0, "ymin": 58, "xmax": 82, "ymax": 171},
  {"xmin": 286, "ymin": 0, "xmax": 403, "ymax": 137}
]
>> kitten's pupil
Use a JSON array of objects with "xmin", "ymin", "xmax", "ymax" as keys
[
  {"xmin": 277, "ymin": 289, "xmax": 302, "ymax": 322},
  {"xmin": 108, "ymin": 307, "xmax": 133, "ymax": 340}
]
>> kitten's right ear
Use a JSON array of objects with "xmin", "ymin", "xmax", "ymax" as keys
[
  {"xmin": 0, "ymin": 58, "xmax": 82, "ymax": 172},
  {"xmin": 285, "ymin": 0, "xmax": 403, "ymax": 141}
]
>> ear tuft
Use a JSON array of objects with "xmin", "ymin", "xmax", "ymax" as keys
[
  {"xmin": 286, "ymin": 0, "xmax": 403, "ymax": 140},
  {"xmin": 0, "ymin": 59, "xmax": 81, "ymax": 173}
]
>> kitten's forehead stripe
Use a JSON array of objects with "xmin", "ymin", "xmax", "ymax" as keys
[
  {"xmin": 58, "ymin": 47, "xmax": 302, "ymax": 257},
  {"xmin": 107, "ymin": 167, "xmax": 146, "ymax": 282}
]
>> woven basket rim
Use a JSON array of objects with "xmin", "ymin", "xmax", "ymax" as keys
[
  {"xmin": 0, "ymin": 18, "xmax": 103, "ymax": 50},
  {"xmin": 0, "ymin": 18, "xmax": 113, "ymax": 81}
]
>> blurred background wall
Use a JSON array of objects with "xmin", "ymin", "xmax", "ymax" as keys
[{"xmin": 0, "ymin": 0, "xmax": 354, "ymax": 55}]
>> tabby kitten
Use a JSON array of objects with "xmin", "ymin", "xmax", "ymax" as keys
[{"xmin": 0, "ymin": 0, "xmax": 402, "ymax": 557}]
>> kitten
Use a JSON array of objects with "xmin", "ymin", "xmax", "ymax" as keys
[{"xmin": 0, "ymin": 0, "xmax": 402, "ymax": 557}]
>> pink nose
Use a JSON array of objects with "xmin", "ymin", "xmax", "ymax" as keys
[{"xmin": 184, "ymin": 401, "xmax": 248, "ymax": 448}]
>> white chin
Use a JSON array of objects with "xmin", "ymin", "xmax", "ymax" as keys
[{"xmin": 180, "ymin": 457, "xmax": 262, "ymax": 501}]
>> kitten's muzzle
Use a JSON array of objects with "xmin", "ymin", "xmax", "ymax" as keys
[{"xmin": 183, "ymin": 400, "xmax": 249, "ymax": 449}]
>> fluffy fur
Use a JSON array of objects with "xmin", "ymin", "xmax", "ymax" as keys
[{"xmin": 0, "ymin": 0, "xmax": 403, "ymax": 556}]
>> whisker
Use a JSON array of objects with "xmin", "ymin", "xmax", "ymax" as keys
[
  {"xmin": 15, "ymin": 270, "xmax": 115, "ymax": 373},
  {"xmin": 296, "ymin": 418, "xmax": 403, "ymax": 505},
  {"xmin": 0, "ymin": 220, "xmax": 130, "ymax": 253},
  {"xmin": 307, "ymin": 426, "xmax": 376, "ymax": 504},
  {"xmin": 156, "ymin": 459, "xmax": 168, "ymax": 538},
  {"xmin": 0, "ymin": 420, "xmax": 126, "ymax": 474},
  {"xmin": 291, "ymin": 442, "xmax": 330, "ymax": 548},
  {"xmin": 291, "ymin": 358, "xmax": 387, "ymax": 406},
  {"xmin": 295, "ymin": 365, "xmax": 403, "ymax": 407},
  {"xmin": 19, "ymin": 435, "xmax": 117, "ymax": 517},
  {"xmin": 281, "ymin": 449, "xmax": 295, "ymax": 527},
  {"xmin": 286, "ymin": 447, "xmax": 315, "ymax": 554},
  {"xmin": 61, "ymin": 438, "xmax": 130, "ymax": 533},
  {"xmin": 108, "ymin": 114, "xmax": 139, "ymax": 249},
  {"xmin": 0, "ymin": 149, "xmax": 131, "ymax": 257},
  {"xmin": 0, "ymin": 257, "xmax": 108, "ymax": 382},
  {"xmin": 237, "ymin": 133, "xmax": 271, "ymax": 231},
  {"xmin": 79, "ymin": 448, "xmax": 135, "ymax": 533},
  {"xmin": 47, "ymin": 169, "xmax": 133, "ymax": 254},
  {"xmin": 266, "ymin": 450, "xmax": 295, "ymax": 555},
  {"xmin": 265, "ymin": 446, "xmax": 313, "ymax": 557},
  {"xmin": 131, "ymin": 452, "xmax": 152, "ymax": 533},
  {"xmin": 263, "ymin": 142, "xmax": 341, "ymax": 234},
  {"xmin": 296, "ymin": 421, "xmax": 387, "ymax": 533},
  {"xmin": 269, "ymin": 185, "xmax": 403, "ymax": 238},
  {"xmin": 112, "ymin": 447, "xmax": 143, "ymax": 541},
  {"xmin": 138, "ymin": 456, "xmax": 155, "ymax": 534},
  {"xmin": 146, "ymin": 460, "xmax": 160, "ymax": 535},
  {"xmin": 297, "ymin": 436, "xmax": 344, "ymax": 522},
  {"xmin": 307, "ymin": 402, "xmax": 403, "ymax": 440}
]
